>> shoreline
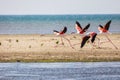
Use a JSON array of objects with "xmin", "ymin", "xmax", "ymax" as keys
[{"xmin": 0, "ymin": 34, "xmax": 120, "ymax": 62}]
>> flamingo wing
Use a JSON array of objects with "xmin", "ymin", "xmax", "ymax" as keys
[
  {"xmin": 104, "ymin": 20, "xmax": 111, "ymax": 30},
  {"xmin": 76, "ymin": 21, "xmax": 82, "ymax": 29},
  {"xmin": 53, "ymin": 30, "xmax": 59, "ymax": 33},
  {"xmin": 91, "ymin": 33, "xmax": 97, "ymax": 43},
  {"xmin": 81, "ymin": 35, "xmax": 90, "ymax": 48},
  {"xmin": 99, "ymin": 25, "xmax": 103, "ymax": 28},
  {"xmin": 75, "ymin": 21, "xmax": 83, "ymax": 33},
  {"xmin": 59, "ymin": 27, "xmax": 67, "ymax": 34},
  {"xmin": 83, "ymin": 23, "xmax": 90, "ymax": 32},
  {"xmin": 53, "ymin": 30, "xmax": 59, "ymax": 35}
]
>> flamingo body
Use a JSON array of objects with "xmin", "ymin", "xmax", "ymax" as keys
[
  {"xmin": 75, "ymin": 21, "xmax": 90, "ymax": 34},
  {"xmin": 53, "ymin": 27, "xmax": 67, "ymax": 35},
  {"xmin": 98, "ymin": 20, "xmax": 111, "ymax": 33}
]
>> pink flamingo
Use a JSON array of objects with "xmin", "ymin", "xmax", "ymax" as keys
[
  {"xmin": 53, "ymin": 27, "xmax": 74, "ymax": 49},
  {"xmin": 81, "ymin": 32, "xmax": 98, "ymax": 48},
  {"xmin": 75, "ymin": 21, "xmax": 90, "ymax": 34},
  {"xmin": 98, "ymin": 20, "xmax": 118, "ymax": 49}
]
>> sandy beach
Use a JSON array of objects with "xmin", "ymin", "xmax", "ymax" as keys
[{"xmin": 0, "ymin": 34, "xmax": 120, "ymax": 62}]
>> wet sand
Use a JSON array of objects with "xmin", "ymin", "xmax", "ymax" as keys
[{"xmin": 0, "ymin": 34, "xmax": 120, "ymax": 62}]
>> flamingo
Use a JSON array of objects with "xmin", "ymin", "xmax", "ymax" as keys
[
  {"xmin": 98, "ymin": 20, "xmax": 118, "ymax": 49},
  {"xmin": 81, "ymin": 32, "xmax": 98, "ymax": 48},
  {"xmin": 98, "ymin": 20, "xmax": 111, "ymax": 34},
  {"xmin": 75, "ymin": 21, "xmax": 90, "ymax": 34},
  {"xmin": 53, "ymin": 26, "xmax": 74, "ymax": 49}
]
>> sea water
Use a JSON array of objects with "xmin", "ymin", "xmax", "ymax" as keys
[
  {"xmin": 0, "ymin": 62, "xmax": 120, "ymax": 80},
  {"xmin": 0, "ymin": 14, "xmax": 120, "ymax": 34}
]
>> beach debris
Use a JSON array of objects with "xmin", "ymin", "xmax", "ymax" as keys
[
  {"xmin": 17, "ymin": 60, "xmax": 21, "ymax": 62},
  {"xmin": 29, "ymin": 45, "xmax": 31, "ymax": 48},
  {"xmin": 7, "ymin": 39, "xmax": 11, "ymax": 43},
  {"xmin": 56, "ymin": 41, "xmax": 59, "ymax": 44},
  {"xmin": 41, "ymin": 43, "xmax": 44, "ymax": 46},
  {"xmin": 73, "ymin": 36, "xmax": 76, "ymax": 39},
  {"xmin": 16, "ymin": 39, "xmax": 19, "ymax": 42}
]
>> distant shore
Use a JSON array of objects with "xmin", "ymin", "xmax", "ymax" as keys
[{"xmin": 0, "ymin": 34, "xmax": 120, "ymax": 62}]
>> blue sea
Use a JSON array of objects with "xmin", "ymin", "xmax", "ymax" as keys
[
  {"xmin": 0, "ymin": 14, "xmax": 120, "ymax": 34},
  {"xmin": 0, "ymin": 62, "xmax": 120, "ymax": 80}
]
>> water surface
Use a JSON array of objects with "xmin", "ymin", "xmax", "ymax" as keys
[
  {"xmin": 0, "ymin": 62, "xmax": 120, "ymax": 80},
  {"xmin": 0, "ymin": 15, "xmax": 120, "ymax": 34}
]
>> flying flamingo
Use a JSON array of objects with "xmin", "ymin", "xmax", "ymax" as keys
[
  {"xmin": 75, "ymin": 21, "xmax": 90, "ymax": 35},
  {"xmin": 98, "ymin": 20, "xmax": 118, "ymax": 49},
  {"xmin": 53, "ymin": 26, "xmax": 74, "ymax": 49},
  {"xmin": 98, "ymin": 20, "xmax": 111, "ymax": 34},
  {"xmin": 81, "ymin": 32, "xmax": 98, "ymax": 48}
]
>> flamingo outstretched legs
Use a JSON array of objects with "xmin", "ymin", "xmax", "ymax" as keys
[
  {"xmin": 54, "ymin": 35, "xmax": 74, "ymax": 49},
  {"xmin": 97, "ymin": 20, "xmax": 118, "ymax": 49},
  {"xmin": 91, "ymin": 37, "xmax": 100, "ymax": 48},
  {"xmin": 72, "ymin": 34, "xmax": 100, "ymax": 49},
  {"xmin": 99, "ymin": 34, "xmax": 118, "ymax": 49}
]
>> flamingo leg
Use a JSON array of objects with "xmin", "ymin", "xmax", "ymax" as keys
[
  {"xmin": 54, "ymin": 36, "xmax": 65, "ymax": 48},
  {"xmin": 88, "ymin": 37, "xmax": 101, "ymax": 49},
  {"xmin": 91, "ymin": 42, "xmax": 97, "ymax": 48},
  {"xmin": 99, "ymin": 38, "xmax": 112, "ymax": 46},
  {"xmin": 72, "ymin": 35, "xmax": 82, "ymax": 46},
  {"xmin": 100, "ymin": 41, "xmax": 111, "ymax": 44},
  {"xmin": 63, "ymin": 36, "xmax": 74, "ymax": 49},
  {"xmin": 95, "ymin": 37, "xmax": 101, "ymax": 48},
  {"xmin": 61, "ymin": 36, "xmax": 64, "ymax": 45},
  {"xmin": 105, "ymin": 34, "xmax": 118, "ymax": 49},
  {"xmin": 72, "ymin": 42, "xmax": 81, "ymax": 46}
]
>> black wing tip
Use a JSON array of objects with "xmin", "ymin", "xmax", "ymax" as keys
[
  {"xmin": 80, "ymin": 36, "xmax": 90, "ymax": 48},
  {"xmin": 53, "ymin": 30, "xmax": 56, "ymax": 32},
  {"xmin": 109, "ymin": 20, "xmax": 112, "ymax": 22},
  {"xmin": 83, "ymin": 23, "xmax": 90, "ymax": 31},
  {"xmin": 64, "ymin": 26, "xmax": 67, "ymax": 29},
  {"xmin": 80, "ymin": 45, "xmax": 83, "ymax": 48},
  {"xmin": 108, "ymin": 20, "xmax": 112, "ymax": 23},
  {"xmin": 88, "ymin": 23, "xmax": 90, "ymax": 26},
  {"xmin": 87, "ymin": 23, "xmax": 90, "ymax": 27},
  {"xmin": 91, "ymin": 33, "xmax": 97, "ymax": 43},
  {"xmin": 63, "ymin": 26, "xmax": 67, "ymax": 33},
  {"xmin": 99, "ymin": 25, "xmax": 103, "ymax": 28},
  {"xmin": 76, "ymin": 21, "xmax": 79, "ymax": 23},
  {"xmin": 64, "ymin": 26, "xmax": 67, "ymax": 30},
  {"xmin": 53, "ymin": 30, "xmax": 59, "ymax": 33},
  {"xmin": 106, "ymin": 20, "xmax": 112, "ymax": 25},
  {"xmin": 76, "ymin": 21, "xmax": 81, "ymax": 26}
]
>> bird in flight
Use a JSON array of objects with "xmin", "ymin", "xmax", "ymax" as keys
[
  {"xmin": 75, "ymin": 21, "xmax": 90, "ymax": 34},
  {"xmin": 53, "ymin": 27, "xmax": 74, "ymax": 49},
  {"xmin": 81, "ymin": 32, "xmax": 97, "ymax": 48},
  {"xmin": 53, "ymin": 27, "xmax": 67, "ymax": 35},
  {"xmin": 98, "ymin": 20, "xmax": 118, "ymax": 49},
  {"xmin": 98, "ymin": 20, "xmax": 111, "ymax": 34}
]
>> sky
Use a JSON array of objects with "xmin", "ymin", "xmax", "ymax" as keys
[{"xmin": 0, "ymin": 0, "xmax": 120, "ymax": 15}]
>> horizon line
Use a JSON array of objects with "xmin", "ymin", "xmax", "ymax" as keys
[{"xmin": 0, "ymin": 13, "xmax": 120, "ymax": 15}]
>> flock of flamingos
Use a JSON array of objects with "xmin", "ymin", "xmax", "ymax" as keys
[{"xmin": 53, "ymin": 20, "xmax": 118, "ymax": 49}]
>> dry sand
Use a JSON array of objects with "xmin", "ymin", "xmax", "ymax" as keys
[{"xmin": 0, "ymin": 34, "xmax": 120, "ymax": 62}]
